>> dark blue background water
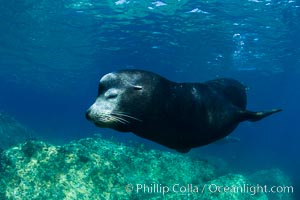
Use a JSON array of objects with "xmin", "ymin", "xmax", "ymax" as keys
[{"xmin": 0, "ymin": 0, "xmax": 299, "ymax": 197}]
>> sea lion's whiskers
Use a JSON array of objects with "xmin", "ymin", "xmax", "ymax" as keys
[
  {"xmin": 110, "ymin": 115, "xmax": 130, "ymax": 124},
  {"xmin": 102, "ymin": 113, "xmax": 129, "ymax": 124},
  {"xmin": 111, "ymin": 116, "xmax": 127, "ymax": 124},
  {"xmin": 94, "ymin": 113, "xmax": 127, "ymax": 124},
  {"xmin": 112, "ymin": 112, "xmax": 142, "ymax": 122}
]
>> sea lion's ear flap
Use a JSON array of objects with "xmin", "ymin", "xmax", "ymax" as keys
[{"xmin": 132, "ymin": 85, "xmax": 143, "ymax": 90}]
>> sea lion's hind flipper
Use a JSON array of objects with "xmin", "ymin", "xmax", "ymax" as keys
[
  {"xmin": 239, "ymin": 108, "xmax": 282, "ymax": 122},
  {"xmin": 176, "ymin": 148, "xmax": 191, "ymax": 153}
]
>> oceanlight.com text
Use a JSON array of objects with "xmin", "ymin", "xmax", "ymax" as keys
[{"xmin": 125, "ymin": 183, "xmax": 294, "ymax": 196}]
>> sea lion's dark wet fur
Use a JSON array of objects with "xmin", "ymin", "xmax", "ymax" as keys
[{"xmin": 86, "ymin": 70, "xmax": 281, "ymax": 153}]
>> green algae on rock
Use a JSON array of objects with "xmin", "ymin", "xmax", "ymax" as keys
[{"xmin": 0, "ymin": 136, "xmax": 293, "ymax": 200}]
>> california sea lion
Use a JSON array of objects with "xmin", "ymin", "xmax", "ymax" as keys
[{"xmin": 86, "ymin": 70, "xmax": 281, "ymax": 153}]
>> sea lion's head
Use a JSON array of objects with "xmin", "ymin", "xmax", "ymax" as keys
[{"xmin": 86, "ymin": 70, "xmax": 161, "ymax": 132}]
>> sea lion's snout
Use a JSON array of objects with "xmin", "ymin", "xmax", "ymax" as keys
[
  {"xmin": 85, "ymin": 108, "xmax": 92, "ymax": 121},
  {"xmin": 85, "ymin": 101, "xmax": 122, "ymax": 128}
]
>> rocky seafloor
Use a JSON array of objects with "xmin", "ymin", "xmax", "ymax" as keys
[
  {"xmin": 0, "ymin": 135, "xmax": 294, "ymax": 200},
  {"xmin": 0, "ymin": 112, "xmax": 294, "ymax": 199}
]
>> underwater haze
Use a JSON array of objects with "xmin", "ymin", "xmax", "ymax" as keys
[{"xmin": 0, "ymin": 0, "xmax": 299, "ymax": 199}]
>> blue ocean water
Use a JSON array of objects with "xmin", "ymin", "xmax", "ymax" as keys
[{"xmin": 0, "ymin": 0, "xmax": 299, "ymax": 197}]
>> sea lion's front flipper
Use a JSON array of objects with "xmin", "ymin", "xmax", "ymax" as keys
[
  {"xmin": 214, "ymin": 136, "xmax": 241, "ymax": 145},
  {"xmin": 239, "ymin": 109, "xmax": 282, "ymax": 122},
  {"xmin": 176, "ymin": 148, "xmax": 191, "ymax": 153}
]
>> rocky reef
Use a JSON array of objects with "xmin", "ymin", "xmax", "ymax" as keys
[{"xmin": 0, "ymin": 135, "xmax": 294, "ymax": 200}]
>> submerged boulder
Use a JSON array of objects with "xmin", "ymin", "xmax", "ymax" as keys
[
  {"xmin": 249, "ymin": 168, "xmax": 294, "ymax": 200},
  {"xmin": 0, "ymin": 112, "xmax": 36, "ymax": 149},
  {"xmin": 0, "ymin": 136, "xmax": 293, "ymax": 199}
]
